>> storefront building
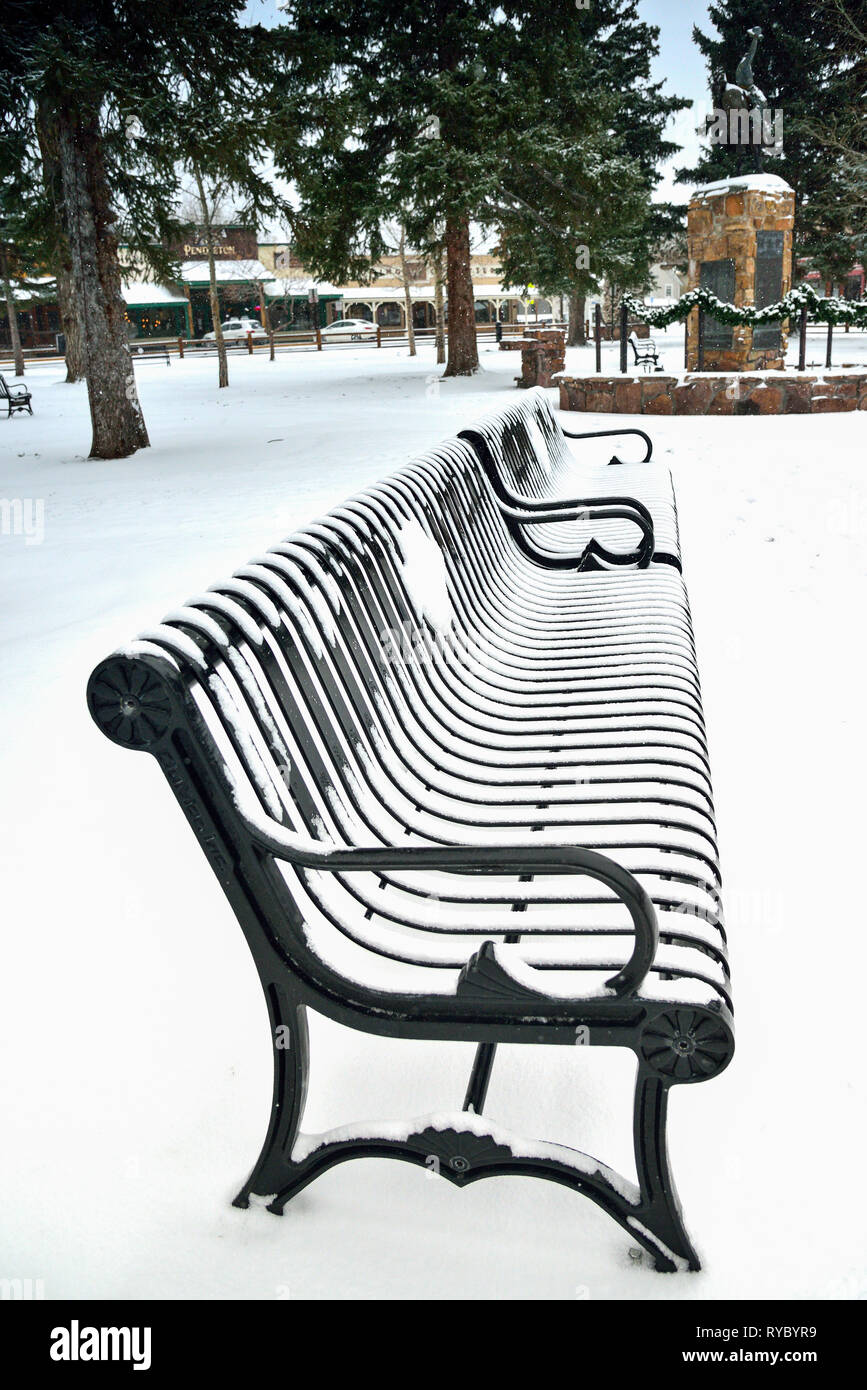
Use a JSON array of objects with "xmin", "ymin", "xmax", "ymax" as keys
[
  {"xmin": 121, "ymin": 227, "xmax": 278, "ymax": 337},
  {"xmin": 0, "ymin": 278, "xmax": 60, "ymax": 351},
  {"xmin": 798, "ymin": 259, "xmax": 865, "ymax": 300},
  {"xmin": 259, "ymin": 244, "xmax": 527, "ymax": 327},
  {"xmin": 4, "ymin": 233, "xmax": 543, "ymax": 350},
  {"xmin": 122, "ymin": 282, "xmax": 190, "ymax": 339},
  {"xmin": 257, "ymin": 246, "xmax": 343, "ymax": 328}
]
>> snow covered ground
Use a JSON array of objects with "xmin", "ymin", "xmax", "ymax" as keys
[{"xmin": 1, "ymin": 342, "xmax": 865, "ymax": 1300}]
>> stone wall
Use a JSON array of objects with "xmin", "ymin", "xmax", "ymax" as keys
[
  {"xmin": 687, "ymin": 177, "xmax": 795, "ymax": 372},
  {"xmin": 556, "ymin": 372, "xmax": 867, "ymax": 416},
  {"xmin": 512, "ymin": 330, "xmax": 566, "ymax": 388},
  {"xmin": 599, "ymin": 321, "xmax": 650, "ymax": 342}
]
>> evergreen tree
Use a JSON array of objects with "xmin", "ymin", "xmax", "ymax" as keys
[
  {"xmin": 493, "ymin": 123, "xmax": 649, "ymax": 344},
  {"xmin": 0, "ymin": 2, "xmax": 284, "ymax": 457},
  {"xmin": 677, "ymin": 0, "xmax": 861, "ymax": 278},
  {"xmin": 493, "ymin": 0, "xmax": 688, "ymax": 346},
  {"xmin": 279, "ymin": 1, "xmax": 687, "ymax": 375},
  {"xmin": 0, "ymin": 114, "xmax": 87, "ymax": 383},
  {"xmin": 794, "ymin": 1, "xmax": 866, "ymax": 277}
]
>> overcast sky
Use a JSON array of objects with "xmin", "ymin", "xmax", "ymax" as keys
[{"xmin": 641, "ymin": 0, "xmax": 716, "ymax": 202}]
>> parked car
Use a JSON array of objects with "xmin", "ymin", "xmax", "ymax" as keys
[
  {"xmin": 200, "ymin": 317, "xmax": 264, "ymax": 345},
  {"xmin": 320, "ymin": 317, "xmax": 378, "ymax": 340}
]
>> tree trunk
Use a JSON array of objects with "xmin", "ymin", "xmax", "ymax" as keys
[
  {"xmin": 398, "ymin": 226, "xmax": 416, "ymax": 356},
  {"xmin": 1, "ymin": 248, "xmax": 26, "ymax": 377},
  {"xmin": 259, "ymin": 281, "xmax": 271, "ymax": 336},
  {"xmin": 54, "ymin": 106, "xmax": 149, "ymax": 458},
  {"xmin": 568, "ymin": 293, "xmax": 586, "ymax": 347},
  {"xmin": 57, "ymin": 264, "xmax": 85, "ymax": 382},
  {"xmin": 434, "ymin": 248, "xmax": 446, "ymax": 365},
  {"xmin": 35, "ymin": 104, "xmax": 85, "ymax": 383},
  {"xmin": 193, "ymin": 165, "xmax": 228, "ymax": 388},
  {"xmin": 443, "ymin": 212, "xmax": 478, "ymax": 377}
]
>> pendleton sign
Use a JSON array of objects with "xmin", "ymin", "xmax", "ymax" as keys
[
  {"xmin": 182, "ymin": 242, "xmax": 238, "ymax": 257},
  {"xmin": 170, "ymin": 225, "xmax": 259, "ymax": 262}
]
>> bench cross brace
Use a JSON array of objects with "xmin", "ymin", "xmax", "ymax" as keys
[{"xmin": 232, "ymin": 980, "xmax": 700, "ymax": 1273}]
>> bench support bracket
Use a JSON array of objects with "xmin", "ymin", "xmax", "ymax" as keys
[{"xmin": 233, "ymin": 1002, "xmax": 700, "ymax": 1273}]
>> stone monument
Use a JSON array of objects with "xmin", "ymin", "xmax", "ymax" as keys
[{"xmin": 686, "ymin": 27, "xmax": 795, "ymax": 372}]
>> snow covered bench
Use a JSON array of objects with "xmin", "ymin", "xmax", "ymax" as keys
[
  {"xmin": 0, "ymin": 373, "xmax": 33, "ymax": 417},
  {"xmin": 460, "ymin": 388, "xmax": 682, "ymax": 570},
  {"xmin": 129, "ymin": 341, "xmax": 171, "ymax": 365},
  {"xmin": 629, "ymin": 333, "xmax": 662, "ymax": 372},
  {"xmin": 87, "ymin": 431, "xmax": 732, "ymax": 1273}
]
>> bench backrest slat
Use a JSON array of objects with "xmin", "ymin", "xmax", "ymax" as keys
[{"xmin": 89, "ymin": 414, "xmax": 728, "ymax": 1003}]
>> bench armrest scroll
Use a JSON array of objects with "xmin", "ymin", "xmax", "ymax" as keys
[
  {"xmin": 459, "ymin": 429, "xmax": 653, "ymax": 567},
  {"xmin": 242, "ymin": 816, "xmax": 659, "ymax": 998},
  {"xmin": 558, "ymin": 426, "xmax": 653, "ymax": 465},
  {"xmin": 502, "ymin": 498, "xmax": 654, "ymax": 570}
]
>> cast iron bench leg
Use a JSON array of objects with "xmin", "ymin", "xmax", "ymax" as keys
[
  {"xmin": 633, "ymin": 1070, "xmax": 700, "ymax": 1272},
  {"xmin": 232, "ymin": 977, "xmax": 310, "ymax": 1208}
]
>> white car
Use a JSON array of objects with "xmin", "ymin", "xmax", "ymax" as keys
[
  {"xmin": 320, "ymin": 317, "xmax": 378, "ymax": 340},
  {"xmin": 200, "ymin": 317, "xmax": 264, "ymax": 345}
]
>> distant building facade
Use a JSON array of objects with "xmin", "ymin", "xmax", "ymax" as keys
[
  {"xmin": 646, "ymin": 261, "xmax": 687, "ymax": 303},
  {"xmin": 260, "ymin": 245, "xmax": 527, "ymax": 328},
  {"xmin": 3, "ymin": 230, "xmax": 554, "ymax": 347}
]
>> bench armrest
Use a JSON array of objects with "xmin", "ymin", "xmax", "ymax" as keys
[
  {"xmin": 459, "ymin": 428, "xmax": 653, "ymax": 566},
  {"xmin": 502, "ymin": 498, "xmax": 654, "ymax": 570},
  {"xmin": 558, "ymin": 426, "xmax": 653, "ymax": 465},
  {"xmin": 238, "ymin": 812, "xmax": 658, "ymax": 999}
]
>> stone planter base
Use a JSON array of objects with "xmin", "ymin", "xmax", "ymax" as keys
[
  {"xmin": 555, "ymin": 372, "xmax": 867, "ymax": 416},
  {"xmin": 514, "ymin": 330, "xmax": 566, "ymax": 389}
]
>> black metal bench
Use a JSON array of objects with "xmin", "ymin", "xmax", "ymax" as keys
[
  {"xmin": 130, "ymin": 342, "xmax": 171, "ymax": 366},
  {"xmin": 87, "ymin": 422, "xmax": 731, "ymax": 1273},
  {"xmin": 629, "ymin": 332, "xmax": 662, "ymax": 373},
  {"xmin": 461, "ymin": 389, "xmax": 681, "ymax": 569},
  {"xmin": 0, "ymin": 373, "xmax": 33, "ymax": 416}
]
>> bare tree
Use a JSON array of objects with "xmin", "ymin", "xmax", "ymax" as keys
[
  {"xmin": 184, "ymin": 172, "xmax": 233, "ymax": 388},
  {"xmin": 0, "ymin": 245, "xmax": 26, "ymax": 377},
  {"xmin": 396, "ymin": 225, "xmax": 417, "ymax": 356},
  {"xmin": 421, "ymin": 228, "xmax": 447, "ymax": 366},
  {"xmin": 433, "ymin": 245, "xmax": 446, "ymax": 365},
  {"xmin": 381, "ymin": 220, "xmax": 419, "ymax": 356}
]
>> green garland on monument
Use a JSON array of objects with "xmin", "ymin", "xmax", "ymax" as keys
[{"xmin": 623, "ymin": 284, "xmax": 867, "ymax": 330}]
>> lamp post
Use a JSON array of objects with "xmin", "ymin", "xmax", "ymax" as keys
[{"xmin": 309, "ymin": 286, "xmax": 320, "ymax": 348}]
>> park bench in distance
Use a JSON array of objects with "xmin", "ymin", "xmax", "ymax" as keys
[
  {"xmin": 629, "ymin": 332, "xmax": 663, "ymax": 372},
  {"xmin": 129, "ymin": 341, "xmax": 171, "ymax": 366},
  {"xmin": 0, "ymin": 373, "xmax": 33, "ymax": 416},
  {"xmin": 87, "ymin": 419, "xmax": 732, "ymax": 1273}
]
